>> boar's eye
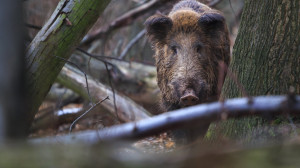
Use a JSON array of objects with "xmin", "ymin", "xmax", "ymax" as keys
[
  {"xmin": 171, "ymin": 45, "xmax": 177, "ymax": 54},
  {"xmin": 196, "ymin": 44, "xmax": 202, "ymax": 54},
  {"xmin": 194, "ymin": 43, "xmax": 203, "ymax": 54}
]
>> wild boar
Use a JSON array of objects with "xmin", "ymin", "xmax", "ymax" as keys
[
  {"xmin": 145, "ymin": 0, "xmax": 230, "ymax": 111},
  {"xmin": 145, "ymin": 0, "xmax": 230, "ymax": 143}
]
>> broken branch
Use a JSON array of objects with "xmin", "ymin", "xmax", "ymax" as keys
[{"xmin": 31, "ymin": 95, "xmax": 300, "ymax": 144}]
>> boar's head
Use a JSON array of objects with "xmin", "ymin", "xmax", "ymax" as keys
[{"xmin": 145, "ymin": 5, "xmax": 230, "ymax": 111}]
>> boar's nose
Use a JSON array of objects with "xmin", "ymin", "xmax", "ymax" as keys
[{"xmin": 179, "ymin": 89, "xmax": 199, "ymax": 107}]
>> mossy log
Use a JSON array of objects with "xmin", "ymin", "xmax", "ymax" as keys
[{"xmin": 25, "ymin": 0, "xmax": 111, "ymax": 135}]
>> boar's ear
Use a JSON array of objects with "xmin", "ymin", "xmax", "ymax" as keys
[
  {"xmin": 145, "ymin": 14, "xmax": 173, "ymax": 44},
  {"xmin": 198, "ymin": 13, "xmax": 225, "ymax": 32}
]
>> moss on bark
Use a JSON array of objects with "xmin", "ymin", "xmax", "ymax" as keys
[
  {"xmin": 208, "ymin": 0, "xmax": 300, "ymax": 141},
  {"xmin": 25, "ymin": 0, "xmax": 111, "ymax": 135}
]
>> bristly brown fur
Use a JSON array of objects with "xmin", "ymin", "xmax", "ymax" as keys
[{"xmin": 145, "ymin": 0, "xmax": 230, "ymax": 112}]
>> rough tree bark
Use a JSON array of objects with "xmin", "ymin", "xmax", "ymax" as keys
[
  {"xmin": 25, "ymin": 0, "xmax": 111, "ymax": 135},
  {"xmin": 209, "ymin": 0, "xmax": 300, "ymax": 141}
]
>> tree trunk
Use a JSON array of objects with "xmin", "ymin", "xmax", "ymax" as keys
[
  {"xmin": 25, "ymin": 0, "xmax": 111, "ymax": 135},
  {"xmin": 209, "ymin": 0, "xmax": 300, "ymax": 140},
  {"xmin": 0, "ymin": 0, "xmax": 25, "ymax": 139}
]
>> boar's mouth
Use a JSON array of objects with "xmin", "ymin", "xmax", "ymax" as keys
[
  {"xmin": 178, "ymin": 90, "xmax": 216, "ymax": 108},
  {"xmin": 179, "ymin": 88, "xmax": 200, "ymax": 107},
  {"xmin": 164, "ymin": 79, "xmax": 216, "ymax": 110},
  {"xmin": 163, "ymin": 87, "xmax": 215, "ymax": 111}
]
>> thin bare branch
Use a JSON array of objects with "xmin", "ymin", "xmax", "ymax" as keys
[
  {"xmin": 228, "ymin": 0, "xmax": 237, "ymax": 20},
  {"xmin": 54, "ymin": 56, "xmax": 93, "ymax": 105},
  {"xmin": 25, "ymin": 23, "xmax": 42, "ymax": 30},
  {"xmin": 208, "ymin": 0, "xmax": 224, "ymax": 7},
  {"xmin": 69, "ymin": 96, "xmax": 109, "ymax": 133},
  {"xmin": 104, "ymin": 63, "xmax": 119, "ymax": 121},
  {"xmin": 119, "ymin": 29, "xmax": 146, "ymax": 60},
  {"xmin": 76, "ymin": 48, "xmax": 116, "ymax": 66},
  {"xmin": 75, "ymin": 48, "xmax": 121, "ymax": 120}
]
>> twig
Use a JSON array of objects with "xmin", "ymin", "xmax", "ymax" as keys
[
  {"xmin": 75, "ymin": 49, "xmax": 126, "ymax": 105},
  {"xmin": 228, "ymin": 0, "xmax": 240, "ymax": 33},
  {"xmin": 104, "ymin": 63, "xmax": 119, "ymax": 121},
  {"xmin": 54, "ymin": 56, "xmax": 93, "ymax": 105},
  {"xmin": 31, "ymin": 95, "xmax": 300, "ymax": 144},
  {"xmin": 77, "ymin": 48, "xmax": 120, "ymax": 120},
  {"xmin": 228, "ymin": 0, "xmax": 237, "ymax": 19},
  {"xmin": 76, "ymin": 48, "xmax": 122, "ymax": 67},
  {"xmin": 76, "ymin": 47, "xmax": 154, "ymax": 66},
  {"xmin": 69, "ymin": 96, "xmax": 109, "ymax": 133},
  {"xmin": 76, "ymin": 48, "xmax": 127, "ymax": 63},
  {"xmin": 25, "ymin": 23, "xmax": 42, "ymax": 30},
  {"xmin": 208, "ymin": 0, "xmax": 224, "ymax": 7},
  {"xmin": 119, "ymin": 29, "xmax": 146, "ymax": 59}
]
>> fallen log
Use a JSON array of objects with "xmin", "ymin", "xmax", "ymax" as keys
[
  {"xmin": 32, "ymin": 47, "xmax": 158, "ymax": 131},
  {"xmin": 70, "ymin": 51, "xmax": 161, "ymax": 114},
  {"xmin": 31, "ymin": 95, "xmax": 300, "ymax": 144},
  {"xmin": 56, "ymin": 64, "xmax": 152, "ymax": 122}
]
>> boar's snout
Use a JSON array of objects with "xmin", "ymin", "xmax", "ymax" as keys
[
  {"xmin": 179, "ymin": 88, "xmax": 199, "ymax": 107},
  {"xmin": 170, "ymin": 76, "xmax": 206, "ymax": 108}
]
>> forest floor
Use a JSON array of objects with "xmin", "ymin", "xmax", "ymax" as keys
[{"xmin": 29, "ymin": 100, "xmax": 176, "ymax": 153}]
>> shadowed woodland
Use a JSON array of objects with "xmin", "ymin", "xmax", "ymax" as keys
[{"xmin": 0, "ymin": 0, "xmax": 299, "ymax": 167}]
